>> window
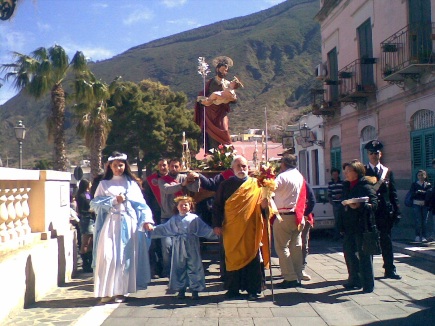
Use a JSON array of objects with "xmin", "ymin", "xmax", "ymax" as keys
[
  {"xmin": 330, "ymin": 135, "xmax": 341, "ymax": 171},
  {"xmin": 312, "ymin": 149, "xmax": 320, "ymax": 185},
  {"xmin": 357, "ymin": 19, "xmax": 374, "ymax": 86},
  {"xmin": 327, "ymin": 48, "xmax": 339, "ymax": 101},
  {"xmin": 299, "ymin": 150, "xmax": 308, "ymax": 182}
]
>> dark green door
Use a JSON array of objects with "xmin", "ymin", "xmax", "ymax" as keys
[{"xmin": 411, "ymin": 128, "xmax": 435, "ymax": 183}]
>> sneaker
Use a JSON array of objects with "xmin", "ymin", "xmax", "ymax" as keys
[
  {"xmin": 302, "ymin": 270, "xmax": 311, "ymax": 281},
  {"xmin": 114, "ymin": 295, "xmax": 126, "ymax": 303},
  {"xmin": 421, "ymin": 237, "xmax": 428, "ymax": 242},
  {"xmin": 415, "ymin": 236, "xmax": 421, "ymax": 242}
]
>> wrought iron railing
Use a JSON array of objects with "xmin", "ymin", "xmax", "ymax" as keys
[
  {"xmin": 381, "ymin": 22, "xmax": 435, "ymax": 77},
  {"xmin": 338, "ymin": 58, "xmax": 376, "ymax": 100}
]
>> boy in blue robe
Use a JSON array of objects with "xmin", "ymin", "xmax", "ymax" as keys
[{"xmin": 150, "ymin": 195, "xmax": 218, "ymax": 299}]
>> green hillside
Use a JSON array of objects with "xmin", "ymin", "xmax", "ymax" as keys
[{"xmin": 0, "ymin": 0, "xmax": 321, "ymax": 168}]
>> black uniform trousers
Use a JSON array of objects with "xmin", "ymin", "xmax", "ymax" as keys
[{"xmin": 376, "ymin": 215, "xmax": 396, "ymax": 273}]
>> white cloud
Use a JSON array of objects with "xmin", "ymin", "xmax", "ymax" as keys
[
  {"xmin": 167, "ymin": 18, "xmax": 200, "ymax": 27},
  {"xmin": 162, "ymin": 0, "xmax": 187, "ymax": 8},
  {"xmin": 81, "ymin": 47, "xmax": 114, "ymax": 61},
  {"xmin": 91, "ymin": 2, "xmax": 109, "ymax": 9},
  {"xmin": 1, "ymin": 29, "xmax": 28, "ymax": 53},
  {"xmin": 58, "ymin": 39, "xmax": 116, "ymax": 61},
  {"xmin": 123, "ymin": 9, "xmax": 153, "ymax": 25},
  {"xmin": 62, "ymin": 42, "xmax": 114, "ymax": 61},
  {"xmin": 37, "ymin": 22, "xmax": 51, "ymax": 32}
]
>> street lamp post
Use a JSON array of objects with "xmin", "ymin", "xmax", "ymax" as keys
[{"xmin": 14, "ymin": 120, "xmax": 26, "ymax": 169}]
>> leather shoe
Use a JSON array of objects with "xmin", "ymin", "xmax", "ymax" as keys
[
  {"xmin": 384, "ymin": 272, "xmax": 402, "ymax": 280},
  {"xmin": 176, "ymin": 290, "xmax": 186, "ymax": 299},
  {"xmin": 363, "ymin": 287, "xmax": 374, "ymax": 293},
  {"xmin": 343, "ymin": 282, "xmax": 362, "ymax": 290},
  {"xmin": 277, "ymin": 280, "xmax": 301, "ymax": 289}
]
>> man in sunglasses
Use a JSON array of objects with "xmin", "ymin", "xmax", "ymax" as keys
[{"xmin": 364, "ymin": 140, "xmax": 402, "ymax": 280}]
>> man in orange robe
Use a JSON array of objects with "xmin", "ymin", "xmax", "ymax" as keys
[{"xmin": 212, "ymin": 156, "xmax": 269, "ymax": 301}]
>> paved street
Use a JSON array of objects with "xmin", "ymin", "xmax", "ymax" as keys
[{"xmin": 4, "ymin": 233, "xmax": 435, "ymax": 326}]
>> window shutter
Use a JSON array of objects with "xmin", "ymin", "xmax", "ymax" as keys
[
  {"xmin": 424, "ymin": 133, "xmax": 434, "ymax": 168},
  {"xmin": 331, "ymin": 147, "xmax": 341, "ymax": 171},
  {"xmin": 412, "ymin": 134, "xmax": 423, "ymax": 169}
]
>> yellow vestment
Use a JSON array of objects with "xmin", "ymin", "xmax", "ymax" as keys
[{"xmin": 223, "ymin": 177, "xmax": 270, "ymax": 271}]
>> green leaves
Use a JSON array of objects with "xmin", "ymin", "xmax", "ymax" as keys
[{"xmin": 104, "ymin": 79, "xmax": 201, "ymax": 171}]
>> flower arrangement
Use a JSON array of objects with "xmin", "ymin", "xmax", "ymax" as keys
[
  {"xmin": 198, "ymin": 144, "xmax": 236, "ymax": 171},
  {"xmin": 254, "ymin": 162, "xmax": 281, "ymax": 221},
  {"xmin": 253, "ymin": 163, "xmax": 277, "ymax": 198}
]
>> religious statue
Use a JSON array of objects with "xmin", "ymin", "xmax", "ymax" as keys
[{"xmin": 194, "ymin": 56, "xmax": 236, "ymax": 151}]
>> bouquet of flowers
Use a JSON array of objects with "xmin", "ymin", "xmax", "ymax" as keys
[
  {"xmin": 254, "ymin": 162, "xmax": 281, "ymax": 221},
  {"xmin": 254, "ymin": 162, "xmax": 277, "ymax": 200},
  {"xmin": 198, "ymin": 144, "xmax": 236, "ymax": 171}
]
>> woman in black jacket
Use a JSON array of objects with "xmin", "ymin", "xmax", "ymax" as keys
[
  {"xmin": 338, "ymin": 160, "xmax": 378, "ymax": 293},
  {"xmin": 76, "ymin": 179, "xmax": 95, "ymax": 273}
]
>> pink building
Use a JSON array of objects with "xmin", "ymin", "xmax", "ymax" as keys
[{"xmin": 313, "ymin": 0, "xmax": 435, "ymax": 190}]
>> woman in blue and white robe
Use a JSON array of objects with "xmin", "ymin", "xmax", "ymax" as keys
[{"xmin": 91, "ymin": 152, "xmax": 154, "ymax": 303}]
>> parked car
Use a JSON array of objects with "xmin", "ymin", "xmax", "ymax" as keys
[{"xmin": 311, "ymin": 186, "xmax": 335, "ymax": 230}]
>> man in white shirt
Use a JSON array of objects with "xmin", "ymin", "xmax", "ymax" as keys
[{"xmin": 273, "ymin": 154, "xmax": 307, "ymax": 288}]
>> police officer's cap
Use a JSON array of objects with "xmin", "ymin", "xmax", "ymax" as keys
[{"xmin": 364, "ymin": 140, "xmax": 383, "ymax": 153}]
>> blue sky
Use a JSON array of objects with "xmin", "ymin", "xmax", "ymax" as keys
[{"xmin": 0, "ymin": 0, "xmax": 285, "ymax": 104}]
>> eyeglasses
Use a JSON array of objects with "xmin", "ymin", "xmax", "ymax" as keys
[{"xmin": 369, "ymin": 152, "xmax": 379, "ymax": 155}]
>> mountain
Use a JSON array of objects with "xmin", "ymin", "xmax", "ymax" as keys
[{"xmin": 0, "ymin": 0, "xmax": 321, "ymax": 167}]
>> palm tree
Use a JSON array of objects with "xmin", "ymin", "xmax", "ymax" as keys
[
  {"xmin": 1, "ymin": 45, "xmax": 88, "ymax": 171},
  {"xmin": 73, "ymin": 70, "xmax": 114, "ymax": 178}
]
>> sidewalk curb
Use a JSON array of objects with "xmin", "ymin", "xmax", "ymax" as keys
[{"xmin": 393, "ymin": 241, "xmax": 435, "ymax": 263}]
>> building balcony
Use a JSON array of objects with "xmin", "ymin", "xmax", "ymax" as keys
[
  {"xmin": 337, "ymin": 58, "xmax": 377, "ymax": 104},
  {"xmin": 381, "ymin": 22, "xmax": 435, "ymax": 83},
  {"xmin": 310, "ymin": 89, "xmax": 339, "ymax": 116}
]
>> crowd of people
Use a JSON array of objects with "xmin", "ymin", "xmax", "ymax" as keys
[{"xmin": 67, "ymin": 140, "xmax": 435, "ymax": 304}]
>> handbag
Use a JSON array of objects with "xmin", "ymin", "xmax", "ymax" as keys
[
  {"xmin": 404, "ymin": 190, "xmax": 413, "ymax": 208},
  {"xmin": 362, "ymin": 209, "xmax": 382, "ymax": 255},
  {"xmin": 362, "ymin": 229, "xmax": 382, "ymax": 255}
]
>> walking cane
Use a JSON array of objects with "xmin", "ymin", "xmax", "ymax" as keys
[{"xmin": 265, "ymin": 205, "xmax": 275, "ymax": 302}]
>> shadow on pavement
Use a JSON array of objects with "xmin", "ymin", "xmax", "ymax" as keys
[
  {"xmin": 124, "ymin": 292, "xmax": 228, "ymax": 308},
  {"xmin": 272, "ymin": 280, "xmax": 365, "ymax": 306},
  {"xmin": 26, "ymin": 296, "xmax": 99, "ymax": 309},
  {"xmin": 365, "ymin": 297, "xmax": 435, "ymax": 326}
]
